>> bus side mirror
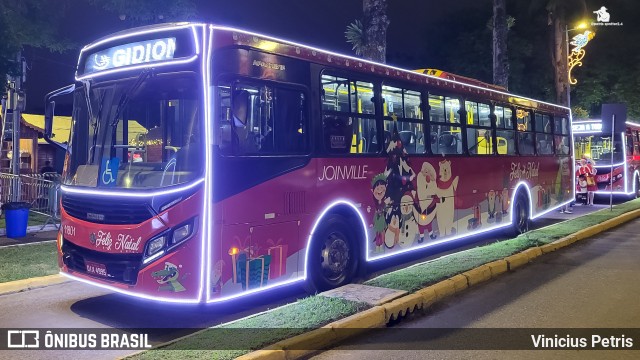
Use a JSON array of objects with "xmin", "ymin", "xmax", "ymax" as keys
[
  {"xmin": 44, "ymin": 100, "xmax": 55, "ymax": 138},
  {"xmin": 43, "ymin": 84, "xmax": 75, "ymax": 151}
]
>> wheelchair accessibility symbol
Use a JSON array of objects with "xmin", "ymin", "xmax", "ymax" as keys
[{"xmin": 100, "ymin": 157, "xmax": 120, "ymax": 187}]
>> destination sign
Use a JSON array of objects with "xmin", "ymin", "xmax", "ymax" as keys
[
  {"xmin": 84, "ymin": 37, "xmax": 176, "ymax": 74},
  {"xmin": 572, "ymin": 122, "xmax": 602, "ymax": 132}
]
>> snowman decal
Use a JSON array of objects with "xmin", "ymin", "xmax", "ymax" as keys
[{"xmin": 398, "ymin": 192, "xmax": 420, "ymax": 248}]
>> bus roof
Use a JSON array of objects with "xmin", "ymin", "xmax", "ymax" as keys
[
  {"xmin": 78, "ymin": 22, "xmax": 570, "ymax": 115},
  {"xmin": 211, "ymin": 25, "xmax": 569, "ymax": 115}
]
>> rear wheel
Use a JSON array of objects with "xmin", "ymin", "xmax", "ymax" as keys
[
  {"xmin": 509, "ymin": 192, "xmax": 530, "ymax": 236},
  {"xmin": 306, "ymin": 216, "xmax": 358, "ymax": 293}
]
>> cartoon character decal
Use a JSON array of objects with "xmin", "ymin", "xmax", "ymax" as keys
[
  {"xmin": 436, "ymin": 159, "xmax": 459, "ymax": 236},
  {"xmin": 399, "ymin": 192, "xmax": 420, "ymax": 248},
  {"xmin": 416, "ymin": 162, "xmax": 438, "ymax": 242},
  {"xmin": 487, "ymin": 190, "xmax": 497, "ymax": 221},
  {"xmin": 363, "ymin": 129, "xmax": 567, "ymax": 256},
  {"xmin": 370, "ymin": 173, "xmax": 389, "ymax": 252},
  {"xmin": 152, "ymin": 262, "xmax": 186, "ymax": 292}
]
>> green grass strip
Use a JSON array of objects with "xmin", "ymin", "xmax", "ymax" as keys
[
  {"xmin": 0, "ymin": 242, "xmax": 58, "ymax": 283},
  {"xmin": 128, "ymin": 296, "xmax": 368, "ymax": 360},
  {"xmin": 365, "ymin": 199, "xmax": 640, "ymax": 292},
  {"xmin": 0, "ymin": 211, "xmax": 55, "ymax": 228}
]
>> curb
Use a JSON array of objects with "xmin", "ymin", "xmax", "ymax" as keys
[
  {"xmin": 0, "ymin": 274, "xmax": 67, "ymax": 296},
  {"xmin": 234, "ymin": 207, "xmax": 640, "ymax": 360}
]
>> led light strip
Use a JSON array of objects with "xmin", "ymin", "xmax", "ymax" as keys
[
  {"xmin": 210, "ymin": 26, "xmax": 569, "ymax": 112},
  {"xmin": 60, "ymin": 178, "xmax": 204, "ymax": 197},
  {"xmin": 75, "ymin": 56, "xmax": 198, "ymax": 81},
  {"xmin": 594, "ymin": 132, "xmax": 635, "ymax": 195},
  {"xmin": 61, "ymin": 272, "xmax": 200, "ymax": 304},
  {"xmin": 199, "ymin": 23, "xmax": 211, "ymax": 303},
  {"xmin": 62, "ymin": 26, "xmax": 209, "ymax": 304},
  {"xmin": 75, "ymin": 23, "xmax": 203, "ymax": 81}
]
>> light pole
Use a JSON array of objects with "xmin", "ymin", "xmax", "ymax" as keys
[{"xmin": 565, "ymin": 22, "xmax": 593, "ymax": 108}]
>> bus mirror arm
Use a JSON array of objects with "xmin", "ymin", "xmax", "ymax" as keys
[{"xmin": 44, "ymin": 84, "xmax": 75, "ymax": 151}]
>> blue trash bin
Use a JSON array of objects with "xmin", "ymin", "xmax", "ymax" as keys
[{"xmin": 2, "ymin": 202, "xmax": 31, "ymax": 238}]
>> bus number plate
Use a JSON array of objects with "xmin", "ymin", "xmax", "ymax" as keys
[{"xmin": 85, "ymin": 261, "xmax": 108, "ymax": 277}]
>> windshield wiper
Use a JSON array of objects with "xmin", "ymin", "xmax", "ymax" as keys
[{"xmin": 109, "ymin": 69, "xmax": 152, "ymax": 159}]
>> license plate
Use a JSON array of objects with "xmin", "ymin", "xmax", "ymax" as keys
[{"xmin": 85, "ymin": 260, "xmax": 108, "ymax": 277}]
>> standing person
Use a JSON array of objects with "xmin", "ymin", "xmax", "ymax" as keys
[
  {"xmin": 40, "ymin": 160, "xmax": 55, "ymax": 174},
  {"xmin": 577, "ymin": 156, "xmax": 597, "ymax": 205}
]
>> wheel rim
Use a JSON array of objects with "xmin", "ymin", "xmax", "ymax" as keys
[{"xmin": 320, "ymin": 231, "xmax": 350, "ymax": 283}]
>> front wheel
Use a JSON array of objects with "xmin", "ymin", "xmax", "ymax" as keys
[
  {"xmin": 509, "ymin": 192, "xmax": 530, "ymax": 236},
  {"xmin": 306, "ymin": 216, "xmax": 358, "ymax": 293}
]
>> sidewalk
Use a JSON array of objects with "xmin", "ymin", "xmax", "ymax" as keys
[{"xmin": 0, "ymin": 229, "xmax": 58, "ymax": 247}]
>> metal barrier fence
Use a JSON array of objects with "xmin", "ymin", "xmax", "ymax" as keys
[{"xmin": 0, "ymin": 172, "xmax": 61, "ymax": 229}]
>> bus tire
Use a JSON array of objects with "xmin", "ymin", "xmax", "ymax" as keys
[
  {"xmin": 305, "ymin": 215, "xmax": 358, "ymax": 293},
  {"xmin": 633, "ymin": 176, "xmax": 640, "ymax": 199},
  {"xmin": 509, "ymin": 192, "xmax": 530, "ymax": 236}
]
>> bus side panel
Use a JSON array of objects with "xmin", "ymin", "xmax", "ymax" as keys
[{"xmin": 210, "ymin": 161, "xmax": 314, "ymax": 299}]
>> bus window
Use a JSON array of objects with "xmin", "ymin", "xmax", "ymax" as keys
[
  {"xmin": 218, "ymin": 81, "xmax": 308, "ymax": 155},
  {"xmin": 381, "ymin": 86, "xmax": 424, "ymax": 154},
  {"xmin": 555, "ymin": 135, "xmax": 571, "ymax": 155},
  {"xmin": 431, "ymin": 124, "xmax": 462, "ymax": 155},
  {"xmin": 384, "ymin": 120, "xmax": 424, "ymax": 154},
  {"xmin": 321, "ymin": 73, "xmax": 377, "ymax": 154},
  {"xmin": 535, "ymin": 114, "xmax": 554, "ymax": 155},
  {"xmin": 321, "ymin": 75, "xmax": 350, "ymax": 112},
  {"xmin": 495, "ymin": 105, "xmax": 515, "ymax": 155},
  {"xmin": 466, "ymin": 101, "xmax": 493, "ymax": 155},
  {"xmin": 429, "ymin": 94, "xmax": 461, "ymax": 155},
  {"xmin": 381, "ymin": 85, "xmax": 403, "ymax": 118},
  {"xmin": 554, "ymin": 117, "xmax": 569, "ymax": 135},
  {"xmin": 351, "ymin": 81, "xmax": 375, "ymax": 115},
  {"xmin": 429, "ymin": 95, "xmax": 460, "ymax": 123},
  {"xmin": 404, "ymin": 90, "xmax": 422, "ymax": 119},
  {"xmin": 516, "ymin": 109, "xmax": 534, "ymax": 155}
]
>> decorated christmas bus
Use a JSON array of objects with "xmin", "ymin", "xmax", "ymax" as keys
[
  {"xmin": 573, "ymin": 119, "xmax": 640, "ymax": 198},
  {"xmin": 44, "ymin": 23, "xmax": 573, "ymax": 304}
]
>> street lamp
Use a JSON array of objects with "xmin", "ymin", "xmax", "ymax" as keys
[{"xmin": 565, "ymin": 21, "xmax": 593, "ymax": 108}]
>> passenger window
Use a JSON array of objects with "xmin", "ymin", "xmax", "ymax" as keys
[
  {"xmin": 429, "ymin": 95, "xmax": 460, "ymax": 123},
  {"xmin": 467, "ymin": 128, "xmax": 495, "ymax": 155},
  {"xmin": 352, "ymin": 81, "xmax": 376, "ymax": 115},
  {"xmin": 384, "ymin": 120, "xmax": 424, "ymax": 154},
  {"xmin": 321, "ymin": 73, "xmax": 377, "ymax": 154},
  {"xmin": 381, "ymin": 85, "xmax": 403, "ymax": 118},
  {"xmin": 431, "ymin": 124, "xmax": 463, "ymax": 155},
  {"xmin": 321, "ymin": 75, "xmax": 350, "ymax": 112}
]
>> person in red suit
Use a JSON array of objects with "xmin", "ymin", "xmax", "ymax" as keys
[{"xmin": 576, "ymin": 156, "xmax": 597, "ymax": 205}]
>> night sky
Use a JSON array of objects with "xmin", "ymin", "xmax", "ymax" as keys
[{"xmin": 23, "ymin": 0, "xmax": 638, "ymax": 114}]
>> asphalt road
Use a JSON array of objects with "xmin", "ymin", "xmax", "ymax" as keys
[
  {"xmin": 309, "ymin": 217, "xmax": 640, "ymax": 360},
  {"xmin": 0, "ymin": 203, "xmax": 609, "ymax": 359}
]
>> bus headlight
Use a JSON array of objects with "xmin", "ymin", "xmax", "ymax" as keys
[
  {"xmin": 171, "ymin": 218, "xmax": 196, "ymax": 245},
  {"xmin": 147, "ymin": 235, "xmax": 167, "ymax": 257}
]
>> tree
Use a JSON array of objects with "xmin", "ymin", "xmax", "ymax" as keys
[
  {"xmin": 492, "ymin": 0, "xmax": 509, "ymax": 89},
  {"xmin": 345, "ymin": 20, "xmax": 365, "ymax": 56},
  {"xmin": 529, "ymin": 0, "xmax": 587, "ymax": 106},
  {"xmin": 0, "ymin": 0, "xmax": 75, "ymax": 81},
  {"xmin": 345, "ymin": 0, "xmax": 389, "ymax": 63},
  {"xmin": 87, "ymin": 0, "xmax": 196, "ymax": 26},
  {"xmin": 362, "ymin": 0, "xmax": 389, "ymax": 63}
]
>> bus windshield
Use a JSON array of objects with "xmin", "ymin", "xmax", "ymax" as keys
[
  {"xmin": 63, "ymin": 74, "xmax": 202, "ymax": 189},
  {"xmin": 574, "ymin": 133, "xmax": 624, "ymax": 165}
]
